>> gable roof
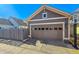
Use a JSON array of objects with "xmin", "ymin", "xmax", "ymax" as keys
[
  {"xmin": 9, "ymin": 17, "xmax": 27, "ymax": 26},
  {"xmin": 27, "ymin": 5, "xmax": 71, "ymax": 21},
  {"xmin": 0, "ymin": 18, "xmax": 12, "ymax": 25},
  {"xmin": 73, "ymin": 8, "xmax": 79, "ymax": 14},
  {"xmin": 0, "ymin": 17, "xmax": 27, "ymax": 29}
]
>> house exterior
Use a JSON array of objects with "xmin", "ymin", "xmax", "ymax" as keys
[
  {"xmin": 70, "ymin": 8, "xmax": 79, "ymax": 38},
  {"xmin": 0, "ymin": 17, "xmax": 27, "ymax": 29},
  {"xmin": 0, "ymin": 17, "xmax": 28, "ymax": 40},
  {"xmin": 9, "ymin": 17, "xmax": 27, "ymax": 29},
  {"xmin": 26, "ymin": 5, "xmax": 71, "ymax": 42},
  {"xmin": 0, "ymin": 18, "xmax": 14, "ymax": 29},
  {"xmin": 71, "ymin": 8, "xmax": 79, "ymax": 24}
]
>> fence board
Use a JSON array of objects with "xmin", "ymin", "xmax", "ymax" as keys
[{"xmin": 0, "ymin": 28, "xmax": 28, "ymax": 41}]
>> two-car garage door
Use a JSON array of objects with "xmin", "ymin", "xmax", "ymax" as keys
[{"xmin": 30, "ymin": 24, "xmax": 63, "ymax": 40}]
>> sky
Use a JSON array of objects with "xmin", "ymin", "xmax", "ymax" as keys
[{"xmin": 0, "ymin": 4, "xmax": 79, "ymax": 20}]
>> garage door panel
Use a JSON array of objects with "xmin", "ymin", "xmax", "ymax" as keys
[
  {"xmin": 57, "ymin": 25, "xmax": 63, "ymax": 40},
  {"xmin": 31, "ymin": 24, "xmax": 63, "ymax": 40}
]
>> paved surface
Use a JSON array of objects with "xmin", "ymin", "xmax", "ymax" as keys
[
  {"xmin": 0, "ymin": 39, "xmax": 23, "ymax": 46},
  {"xmin": 0, "ymin": 39, "xmax": 78, "ymax": 54},
  {"xmin": 0, "ymin": 43, "xmax": 44, "ymax": 54},
  {"xmin": 0, "ymin": 43, "xmax": 76, "ymax": 54}
]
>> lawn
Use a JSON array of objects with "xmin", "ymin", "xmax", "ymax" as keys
[
  {"xmin": 70, "ymin": 37, "xmax": 79, "ymax": 46},
  {"xmin": 77, "ymin": 27, "xmax": 79, "ymax": 34},
  {"xmin": 70, "ymin": 26, "xmax": 79, "ymax": 48}
]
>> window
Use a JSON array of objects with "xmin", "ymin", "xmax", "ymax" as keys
[
  {"xmin": 46, "ymin": 28, "xmax": 48, "ymax": 30},
  {"xmin": 44, "ymin": 14, "xmax": 46, "ymax": 17},
  {"xmin": 42, "ymin": 28, "xmax": 44, "ymax": 30},
  {"xmin": 0, "ymin": 27, "xmax": 1, "ymax": 29},
  {"xmin": 34, "ymin": 28, "xmax": 37, "ymax": 30},
  {"xmin": 59, "ymin": 27, "xmax": 62, "ymax": 30},
  {"xmin": 39, "ymin": 28, "xmax": 41, "ymax": 30},
  {"xmin": 49, "ymin": 28, "xmax": 52, "ymax": 30},
  {"xmin": 54, "ymin": 27, "xmax": 57, "ymax": 30},
  {"xmin": 42, "ymin": 12, "xmax": 47, "ymax": 19}
]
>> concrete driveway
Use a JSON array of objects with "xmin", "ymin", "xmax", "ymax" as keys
[
  {"xmin": 0, "ymin": 43, "xmax": 44, "ymax": 54},
  {"xmin": 0, "ymin": 39, "xmax": 78, "ymax": 54},
  {"xmin": 0, "ymin": 42, "xmax": 76, "ymax": 54}
]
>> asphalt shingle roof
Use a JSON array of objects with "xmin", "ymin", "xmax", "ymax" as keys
[
  {"xmin": 9, "ymin": 17, "xmax": 27, "ymax": 26},
  {"xmin": 0, "ymin": 18, "xmax": 12, "ymax": 25}
]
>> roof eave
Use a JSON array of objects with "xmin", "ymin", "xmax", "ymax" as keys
[{"xmin": 26, "ymin": 5, "xmax": 72, "ymax": 21}]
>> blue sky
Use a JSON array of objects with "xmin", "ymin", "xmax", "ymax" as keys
[{"xmin": 0, "ymin": 4, "xmax": 79, "ymax": 20}]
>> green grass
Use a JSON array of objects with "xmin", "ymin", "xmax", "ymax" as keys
[
  {"xmin": 70, "ymin": 37, "xmax": 79, "ymax": 46},
  {"xmin": 77, "ymin": 27, "xmax": 79, "ymax": 34}
]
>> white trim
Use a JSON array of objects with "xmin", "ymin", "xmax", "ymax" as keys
[
  {"xmin": 29, "ymin": 22, "xmax": 67, "ymax": 40},
  {"xmin": 30, "ymin": 22, "xmax": 64, "ymax": 25},
  {"xmin": 30, "ymin": 17, "xmax": 67, "ymax": 21}
]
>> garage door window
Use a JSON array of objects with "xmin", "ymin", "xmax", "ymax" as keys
[
  {"xmin": 49, "ymin": 28, "xmax": 52, "ymax": 30},
  {"xmin": 39, "ymin": 28, "xmax": 41, "ymax": 30},
  {"xmin": 46, "ymin": 28, "xmax": 48, "ymax": 30},
  {"xmin": 54, "ymin": 27, "xmax": 57, "ymax": 30},
  {"xmin": 42, "ymin": 28, "xmax": 44, "ymax": 30},
  {"xmin": 59, "ymin": 27, "xmax": 62, "ymax": 30},
  {"xmin": 35, "ymin": 28, "xmax": 37, "ymax": 30}
]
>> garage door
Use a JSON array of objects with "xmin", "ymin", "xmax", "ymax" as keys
[{"xmin": 31, "ymin": 24, "xmax": 63, "ymax": 40}]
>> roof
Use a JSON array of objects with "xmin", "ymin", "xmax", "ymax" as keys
[
  {"xmin": 27, "ymin": 5, "xmax": 71, "ymax": 21},
  {"xmin": 0, "ymin": 17, "xmax": 27, "ymax": 28},
  {"xmin": 9, "ymin": 17, "xmax": 27, "ymax": 26},
  {"xmin": 73, "ymin": 8, "xmax": 79, "ymax": 14},
  {"xmin": 0, "ymin": 18, "xmax": 12, "ymax": 25}
]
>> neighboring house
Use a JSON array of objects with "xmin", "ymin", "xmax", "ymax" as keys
[
  {"xmin": 0, "ymin": 17, "xmax": 28, "ymax": 40},
  {"xmin": 71, "ymin": 8, "xmax": 79, "ymax": 24},
  {"xmin": 9, "ymin": 17, "xmax": 27, "ymax": 29},
  {"xmin": 26, "ymin": 5, "xmax": 71, "ymax": 41},
  {"xmin": 0, "ymin": 18, "xmax": 14, "ymax": 29},
  {"xmin": 70, "ymin": 8, "xmax": 79, "ymax": 37},
  {"xmin": 0, "ymin": 17, "xmax": 27, "ymax": 29}
]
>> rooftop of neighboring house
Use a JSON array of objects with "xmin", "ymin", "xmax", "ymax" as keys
[
  {"xmin": 10, "ymin": 17, "xmax": 27, "ymax": 26},
  {"xmin": 0, "ymin": 17, "xmax": 27, "ymax": 27},
  {"xmin": 0, "ymin": 18, "xmax": 12, "ymax": 25},
  {"xmin": 73, "ymin": 8, "xmax": 79, "ymax": 13},
  {"xmin": 70, "ymin": 8, "xmax": 79, "ymax": 24}
]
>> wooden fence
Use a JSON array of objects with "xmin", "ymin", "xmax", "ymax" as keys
[{"xmin": 0, "ymin": 28, "xmax": 28, "ymax": 41}]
